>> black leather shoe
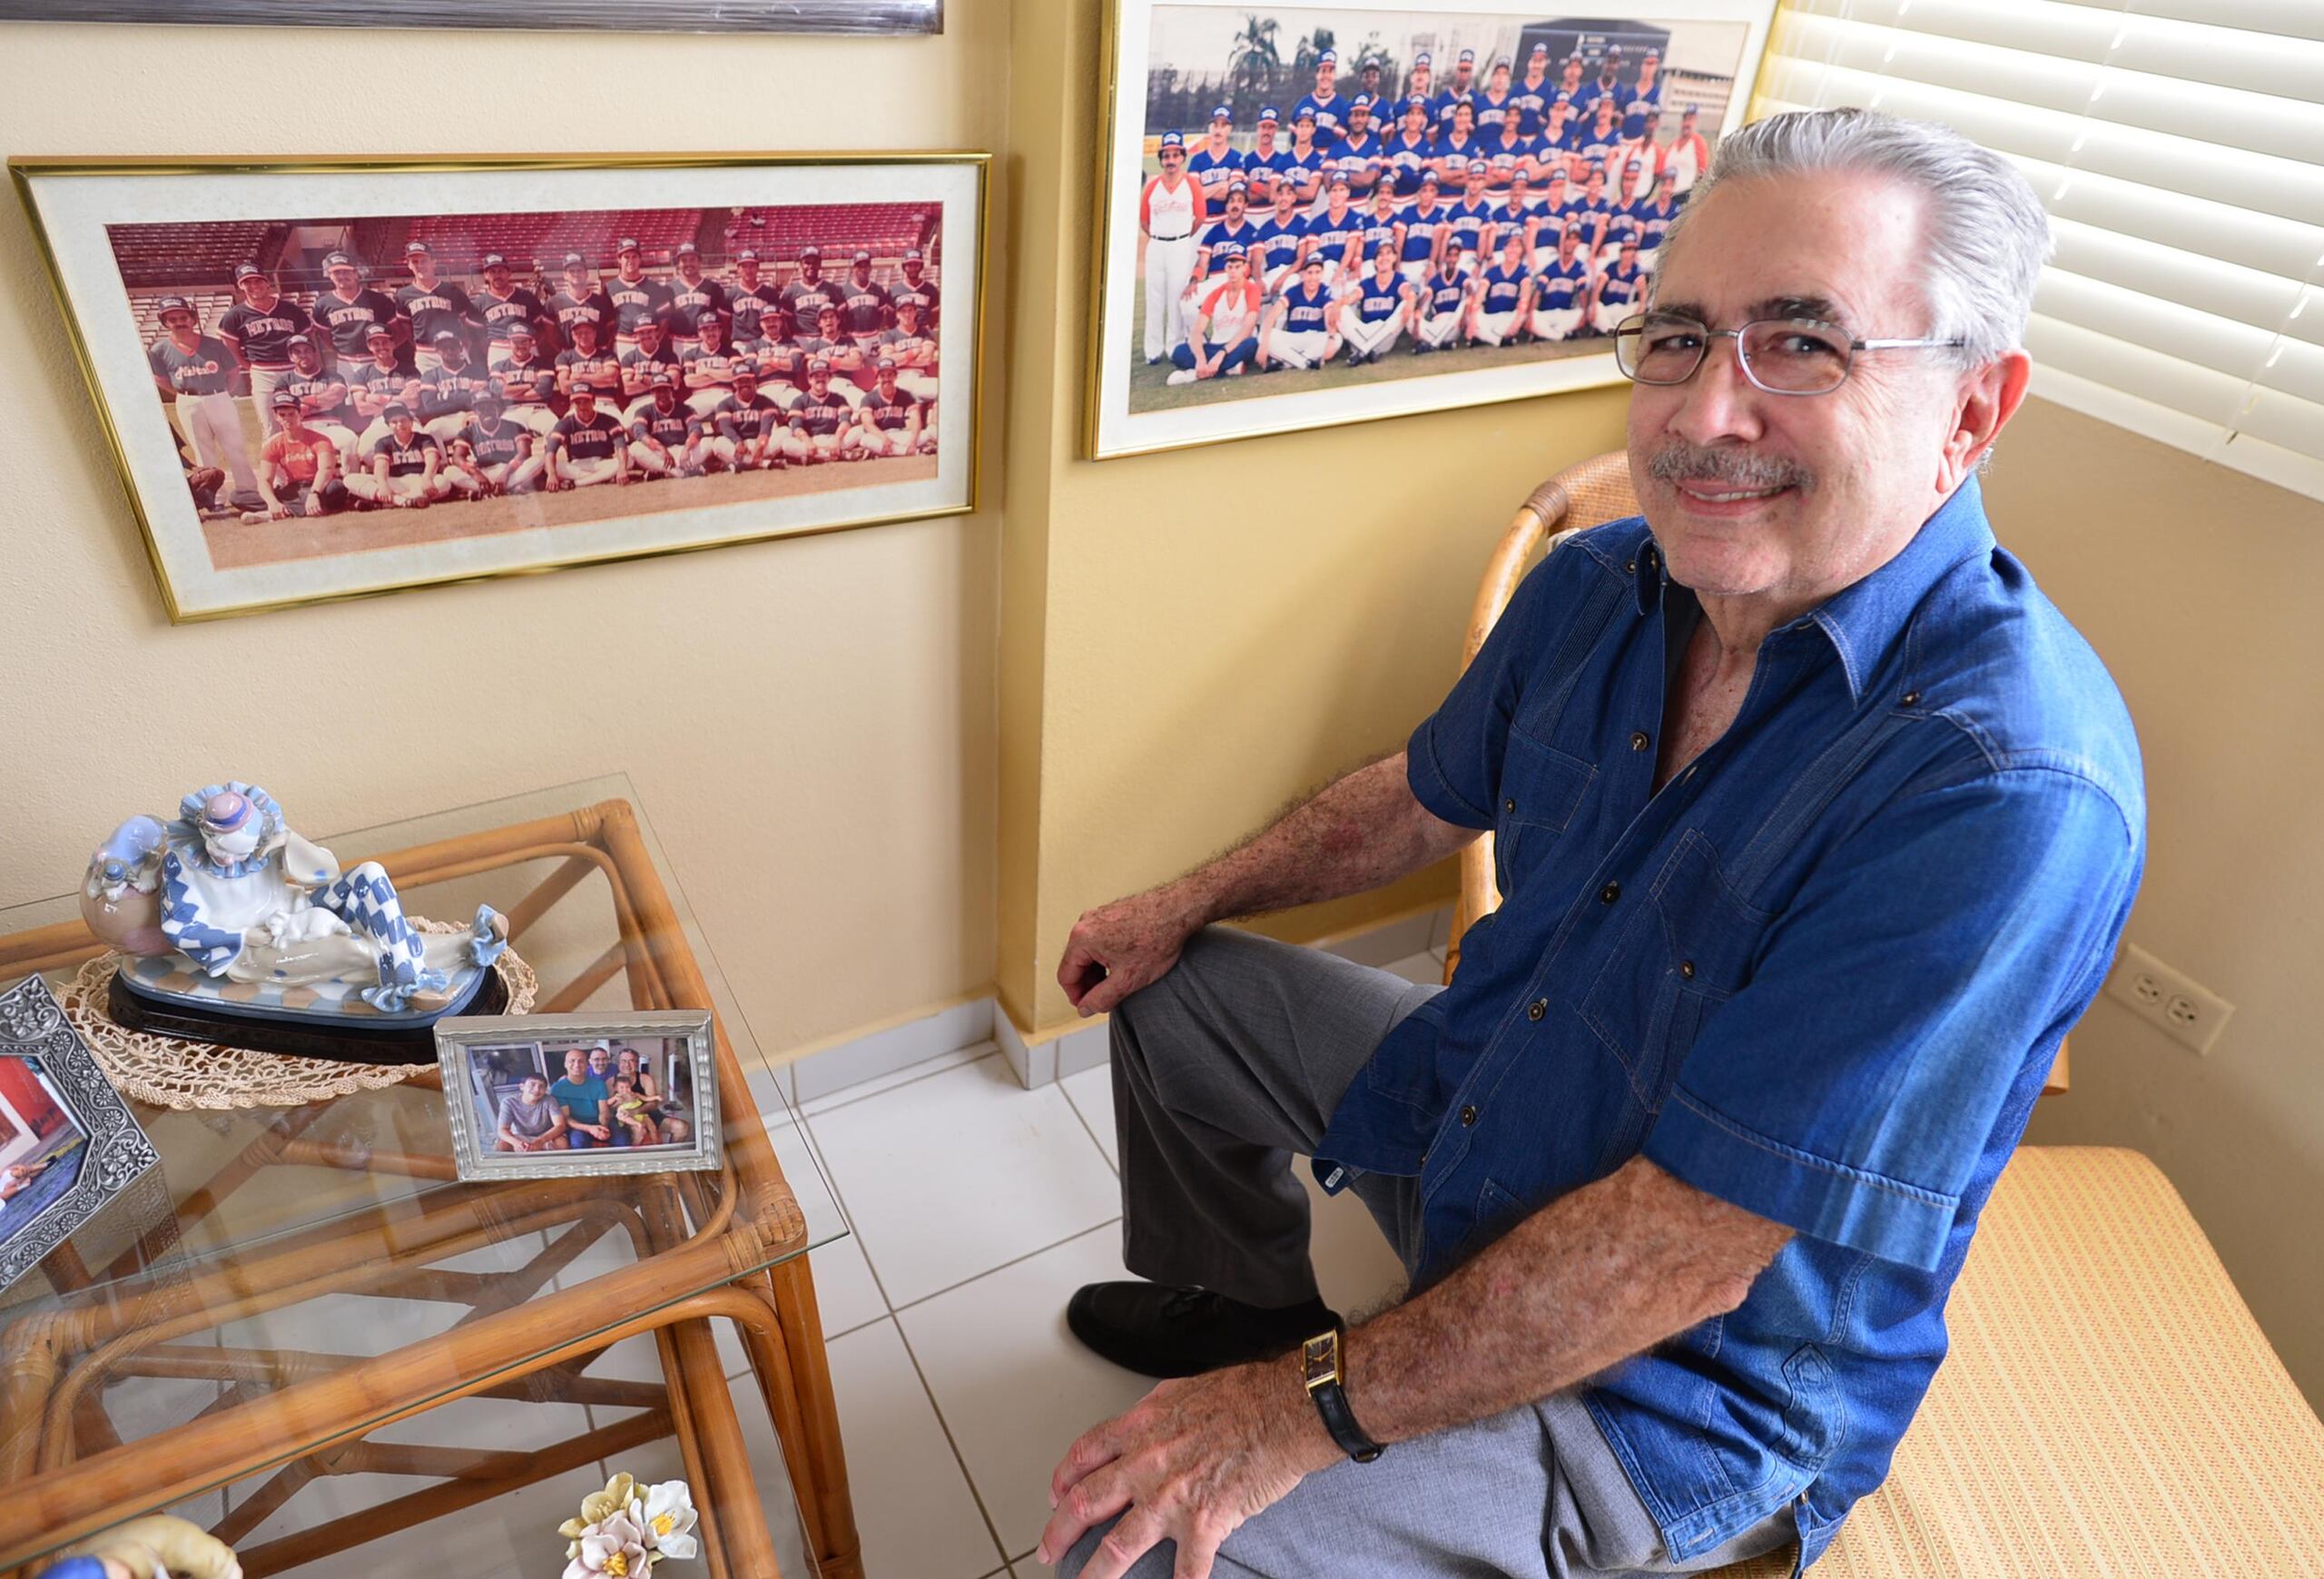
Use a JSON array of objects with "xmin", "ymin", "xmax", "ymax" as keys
[{"xmin": 1066, "ymin": 1282, "xmax": 1334, "ymax": 1378}]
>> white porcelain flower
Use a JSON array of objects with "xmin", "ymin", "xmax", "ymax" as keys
[
  {"xmin": 638, "ymin": 1479, "xmax": 700, "ymax": 1561},
  {"xmin": 563, "ymin": 1510, "xmax": 650, "ymax": 1579}
]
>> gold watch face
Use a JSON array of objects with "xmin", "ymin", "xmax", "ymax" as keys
[{"xmin": 1302, "ymin": 1331, "xmax": 1339, "ymax": 1387}]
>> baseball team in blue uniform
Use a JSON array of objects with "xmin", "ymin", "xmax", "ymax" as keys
[
  {"xmin": 1147, "ymin": 40, "xmax": 1699, "ymax": 384},
  {"xmin": 143, "ymin": 222, "xmax": 944, "ymax": 522}
]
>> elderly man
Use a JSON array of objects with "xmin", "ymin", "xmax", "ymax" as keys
[{"xmin": 1044, "ymin": 108, "xmax": 2142, "ymax": 1579}]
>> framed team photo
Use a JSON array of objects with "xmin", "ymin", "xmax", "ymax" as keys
[
  {"xmin": 0, "ymin": 0, "xmax": 939, "ymax": 35},
  {"xmin": 1085, "ymin": 0, "xmax": 1776, "ymax": 459},
  {"xmin": 12, "ymin": 153, "xmax": 986, "ymax": 621}
]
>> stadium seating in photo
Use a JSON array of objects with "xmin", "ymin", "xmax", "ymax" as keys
[{"xmin": 195, "ymin": 446, "xmax": 940, "ymax": 572}]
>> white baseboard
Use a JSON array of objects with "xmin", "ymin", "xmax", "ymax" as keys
[{"xmin": 773, "ymin": 903, "xmax": 1454, "ymax": 1101}]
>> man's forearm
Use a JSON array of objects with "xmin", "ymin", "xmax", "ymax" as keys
[
  {"xmin": 1169, "ymin": 751, "xmax": 1475, "ymax": 929},
  {"xmin": 1338, "ymin": 1157, "xmax": 1793, "ymax": 1445}
]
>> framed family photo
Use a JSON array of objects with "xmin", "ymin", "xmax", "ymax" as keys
[
  {"xmin": 435, "ymin": 1012, "xmax": 719, "ymax": 1183},
  {"xmin": 1086, "ymin": 0, "xmax": 1776, "ymax": 459},
  {"xmin": 0, "ymin": 976, "xmax": 163, "ymax": 1297},
  {"xmin": 0, "ymin": 0, "xmax": 940, "ymax": 35},
  {"xmin": 13, "ymin": 152, "xmax": 986, "ymax": 621}
]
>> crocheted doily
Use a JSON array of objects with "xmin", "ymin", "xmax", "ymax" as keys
[{"xmin": 59, "ymin": 918, "xmax": 537, "ymax": 1111}]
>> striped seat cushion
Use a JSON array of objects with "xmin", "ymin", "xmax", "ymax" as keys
[{"xmin": 1717, "ymin": 1147, "xmax": 2324, "ymax": 1576}]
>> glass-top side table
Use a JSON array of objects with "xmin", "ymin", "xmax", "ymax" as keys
[{"xmin": 0, "ymin": 775, "xmax": 858, "ymax": 1578}]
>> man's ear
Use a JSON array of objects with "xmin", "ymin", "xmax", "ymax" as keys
[{"xmin": 1940, "ymin": 348, "xmax": 2033, "ymax": 492}]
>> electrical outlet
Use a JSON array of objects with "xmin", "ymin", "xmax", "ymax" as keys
[{"xmin": 2102, "ymin": 942, "xmax": 2234, "ymax": 1056}]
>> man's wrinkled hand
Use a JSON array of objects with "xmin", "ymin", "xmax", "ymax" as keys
[
  {"xmin": 1056, "ymin": 886, "xmax": 1206, "ymax": 1018},
  {"xmin": 1035, "ymin": 1358, "xmax": 1338, "ymax": 1577}
]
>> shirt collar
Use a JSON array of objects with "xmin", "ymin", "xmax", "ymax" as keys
[{"xmin": 1633, "ymin": 475, "xmax": 1998, "ymax": 702}]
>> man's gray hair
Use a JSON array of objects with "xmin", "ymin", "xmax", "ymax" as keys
[{"xmin": 1657, "ymin": 107, "xmax": 2053, "ymax": 369}]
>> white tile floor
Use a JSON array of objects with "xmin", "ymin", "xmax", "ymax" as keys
[{"xmin": 188, "ymin": 944, "xmax": 1447, "ymax": 1579}]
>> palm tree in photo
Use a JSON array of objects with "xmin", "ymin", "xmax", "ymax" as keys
[{"xmin": 1228, "ymin": 14, "xmax": 1281, "ymax": 89}]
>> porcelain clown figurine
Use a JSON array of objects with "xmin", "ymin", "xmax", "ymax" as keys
[{"xmin": 84, "ymin": 781, "xmax": 507, "ymax": 1020}]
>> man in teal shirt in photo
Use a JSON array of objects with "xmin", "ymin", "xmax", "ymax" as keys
[{"xmin": 549, "ymin": 1046, "xmax": 612, "ymax": 1150}]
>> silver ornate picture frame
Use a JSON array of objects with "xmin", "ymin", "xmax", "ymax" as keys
[
  {"xmin": 436, "ymin": 1010, "xmax": 721, "ymax": 1182},
  {"xmin": 0, "ymin": 975, "xmax": 164, "ymax": 1296}
]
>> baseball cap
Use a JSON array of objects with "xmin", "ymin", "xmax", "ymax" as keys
[
  {"xmin": 271, "ymin": 390, "xmax": 300, "ymax": 409},
  {"xmin": 570, "ymin": 384, "xmax": 596, "ymax": 399},
  {"xmin": 650, "ymin": 370, "xmax": 675, "ymax": 389},
  {"xmin": 1159, "ymin": 130, "xmax": 1186, "ymax": 148},
  {"xmin": 1318, "ymin": 48, "xmax": 1336, "ymax": 64},
  {"xmin": 1301, "ymin": 253, "xmax": 1324, "ymax": 268},
  {"xmin": 1418, "ymin": 170, "xmax": 1442, "ymax": 187},
  {"xmin": 800, "ymin": 244, "xmax": 822, "ymax": 257},
  {"xmin": 1327, "ymin": 173, "xmax": 1352, "ymax": 191},
  {"xmin": 1493, "ymin": 55, "xmax": 1512, "ymax": 69},
  {"xmin": 1406, "ymin": 94, "xmax": 1428, "ymax": 109},
  {"xmin": 734, "ymin": 360, "xmax": 758, "ymax": 380},
  {"xmin": 563, "ymin": 252, "xmax": 586, "ymax": 266},
  {"xmin": 433, "ymin": 330, "xmax": 462, "ymax": 344},
  {"xmin": 1545, "ymin": 166, "xmax": 1568, "ymax": 181},
  {"xmin": 1210, "ymin": 104, "xmax": 1232, "ymax": 122},
  {"xmin": 287, "ymin": 333, "xmax": 314, "ymax": 348},
  {"xmin": 1258, "ymin": 106, "xmax": 1279, "ymax": 124},
  {"xmin": 1531, "ymin": 42, "xmax": 1550, "ymax": 56},
  {"xmin": 233, "ymin": 262, "xmax": 264, "ymax": 281},
  {"xmin": 405, "ymin": 240, "xmax": 430, "ymax": 255},
  {"xmin": 1294, "ymin": 107, "xmax": 1316, "ymax": 123},
  {"xmin": 1227, "ymin": 179, "xmax": 1248, "ymax": 194},
  {"xmin": 478, "ymin": 382, "xmax": 506, "ymax": 403},
  {"xmin": 323, "ymin": 252, "xmax": 355, "ymax": 270},
  {"xmin": 616, "ymin": 236, "xmax": 641, "ymax": 252},
  {"xmin": 808, "ymin": 357, "xmax": 832, "ymax": 373},
  {"xmin": 675, "ymin": 241, "xmax": 698, "ymax": 255},
  {"xmin": 1215, "ymin": 241, "xmax": 1246, "ymax": 260},
  {"xmin": 154, "ymin": 294, "xmax": 193, "ymax": 315},
  {"xmin": 507, "ymin": 321, "xmax": 536, "ymax": 337},
  {"xmin": 1644, "ymin": 46, "xmax": 1662, "ymax": 59},
  {"xmin": 1351, "ymin": 93, "xmax": 1374, "ymax": 109},
  {"xmin": 1414, "ymin": 52, "xmax": 1432, "ymax": 66},
  {"xmin": 738, "ymin": 248, "xmax": 759, "ymax": 262},
  {"xmin": 1553, "ymin": 88, "xmax": 1573, "ymax": 104},
  {"xmin": 1627, "ymin": 157, "xmax": 1645, "ymax": 171},
  {"xmin": 852, "ymin": 249, "xmax": 872, "ymax": 262},
  {"xmin": 483, "ymin": 252, "xmax": 508, "ymax": 267},
  {"xmin": 365, "ymin": 323, "xmax": 395, "ymax": 340},
  {"xmin": 905, "ymin": 248, "xmax": 924, "ymax": 262},
  {"xmin": 1458, "ymin": 48, "xmax": 1476, "ymax": 64},
  {"xmin": 382, "ymin": 400, "xmax": 411, "ymax": 417},
  {"xmin": 1682, "ymin": 103, "xmax": 1699, "ymax": 115},
  {"xmin": 876, "ymin": 356, "xmax": 897, "ymax": 371},
  {"xmin": 1468, "ymin": 160, "xmax": 1489, "ymax": 174}
]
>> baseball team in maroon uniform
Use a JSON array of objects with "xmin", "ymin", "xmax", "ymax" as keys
[{"xmin": 133, "ymin": 211, "xmax": 943, "ymax": 522}]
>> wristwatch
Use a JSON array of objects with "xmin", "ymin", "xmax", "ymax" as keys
[{"xmin": 1300, "ymin": 1325, "xmax": 1384, "ymax": 1463}]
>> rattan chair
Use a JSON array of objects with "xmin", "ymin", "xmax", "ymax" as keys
[{"xmin": 1440, "ymin": 455, "xmax": 2324, "ymax": 1575}]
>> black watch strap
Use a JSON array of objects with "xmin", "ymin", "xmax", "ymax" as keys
[{"xmin": 1301, "ymin": 1327, "xmax": 1384, "ymax": 1463}]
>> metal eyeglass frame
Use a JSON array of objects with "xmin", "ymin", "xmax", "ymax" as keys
[{"xmin": 1611, "ymin": 311, "xmax": 1968, "ymax": 396}]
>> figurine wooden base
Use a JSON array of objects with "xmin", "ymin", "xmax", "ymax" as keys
[{"xmin": 106, "ymin": 968, "xmax": 507, "ymax": 1065}]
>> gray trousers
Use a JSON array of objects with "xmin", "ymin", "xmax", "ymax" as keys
[{"xmin": 1059, "ymin": 926, "xmax": 1793, "ymax": 1578}]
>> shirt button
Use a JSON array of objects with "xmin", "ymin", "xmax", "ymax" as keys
[
  {"xmin": 1504, "ymin": 797, "xmax": 1516, "ymax": 813},
  {"xmin": 1630, "ymin": 731, "xmax": 1650, "ymax": 752},
  {"xmin": 1600, "ymin": 881, "xmax": 1621, "ymax": 904},
  {"xmin": 1460, "ymin": 1105, "xmax": 1479, "ymax": 1127},
  {"xmin": 1527, "ymin": 998, "xmax": 1547, "ymax": 1021},
  {"xmin": 1679, "ymin": 959, "xmax": 1696, "ymax": 980},
  {"xmin": 1901, "ymin": 689, "xmax": 1921, "ymax": 706},
  {"xmin": 1625, "ymin": 558, "xmax": 1637, "ymax": 574}
]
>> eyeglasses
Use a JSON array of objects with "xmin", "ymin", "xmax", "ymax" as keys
[{"xmin": 1611, "ymin": 312, "xmax": 1965, "ymax": 397}]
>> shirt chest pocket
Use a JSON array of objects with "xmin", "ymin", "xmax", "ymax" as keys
[
  {"xmin": 1493, "ymin": 730, "xmax": 1595, "ymax": 896},
  {"xmin": 1579, "ymin": 830, "xmax": 1772, "ymax": 1145}
]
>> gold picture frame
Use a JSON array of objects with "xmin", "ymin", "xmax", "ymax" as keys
[
  {"xmin": 1081, "ymin": 2, "xmax": 1778, "ymax": 461},
  {"xmin": 13, "ymin": 151, "xmax": 989, "ymax": 621}
]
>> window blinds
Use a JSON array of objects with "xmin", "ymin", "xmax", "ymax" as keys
[{"xmin": 1753, "ymin": 0, "xmax": 2324, "ymax": 502}]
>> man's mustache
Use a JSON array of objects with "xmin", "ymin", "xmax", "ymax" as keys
[{"xmin": 1646, "ymin": 443, "xmax": 1815, "ymax": 494}]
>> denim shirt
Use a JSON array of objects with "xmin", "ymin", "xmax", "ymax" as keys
[{"xmin": 1314, "ymin": 478, "xmax": 2144, "ymax": 1570}]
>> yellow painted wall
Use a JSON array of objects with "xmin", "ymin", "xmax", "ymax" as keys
[
  {"xmin": 995, "ymin": 0, "xmax": 1632, "ymax": 1034},
  {"xmin": 0, "ymin": 15, "xmax": 1008, "ymax": 1061},
  {"xmin": 1986, "ymin": 398, "xmax": 2324, "ymax": 1406}
]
